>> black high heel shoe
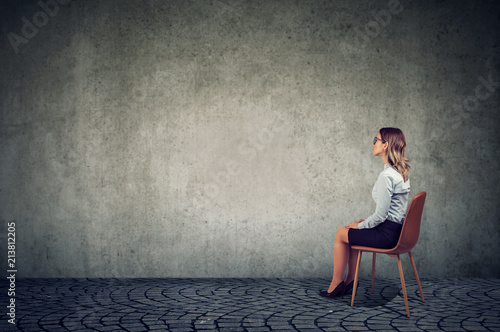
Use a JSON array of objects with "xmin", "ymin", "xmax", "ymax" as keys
[
  {"xmin": 342, "ymin": 280, "xmax": 358, "ymax": 296},
  {"xmin": 320, "ymin": 281, "xmax": 346, "ymax": 298}
]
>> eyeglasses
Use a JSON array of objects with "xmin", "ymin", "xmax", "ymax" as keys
[{"xmin": 373, "ymin": 137, "xmax": 386, "ymax": 145}]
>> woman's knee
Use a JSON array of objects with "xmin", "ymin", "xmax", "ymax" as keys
[{"xmin": 335, "ymin": 227, "xmax": 349, "ymax": 243}]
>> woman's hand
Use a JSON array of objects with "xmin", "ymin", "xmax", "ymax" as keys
[{"xmin": 345, "ymin": 219, "xmax": 364, "ymax": 229}]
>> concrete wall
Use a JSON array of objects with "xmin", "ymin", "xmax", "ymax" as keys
[{"xmin": 1, "ymin": 0, "xmax": 499, "ymax": 279}]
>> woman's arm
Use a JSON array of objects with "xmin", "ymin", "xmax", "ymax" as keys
[
  {"xmin": 358, "ymin": 172, "xmax": 394, "ymax": 229},
  {"xmin": 345, "ymin": 219, "xmax": 364, "ymax": 229}
]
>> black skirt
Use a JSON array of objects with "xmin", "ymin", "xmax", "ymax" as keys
[{"xmin": 348, "ymin": 220, "xmax": 402, "ymax": 249}]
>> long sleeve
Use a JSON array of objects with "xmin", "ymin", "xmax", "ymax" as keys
[
  {"xmin": 358, "ymin": 164, "xmax": 410, "ymax": 230},
  {"xmin": 358, "ymin": 171, "xmax": 393, "ymax": 229}
]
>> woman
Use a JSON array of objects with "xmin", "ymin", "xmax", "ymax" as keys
[{"xmin": 320, "ymin": 127, "xmax": 411, "ymax": 298}]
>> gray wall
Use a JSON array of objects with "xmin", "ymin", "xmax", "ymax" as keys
[{"xmin": 1, "ymin": 0, "xmax": 499, "ymax": 279}]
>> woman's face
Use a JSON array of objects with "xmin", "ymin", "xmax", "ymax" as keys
[{"xmin": 372, "ymin": 132, "xmax": 387, "ymax": 157}]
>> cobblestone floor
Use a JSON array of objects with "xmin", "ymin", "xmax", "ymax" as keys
[{"xmin": 0, "ymin": 278, "xmax": 499, "ymax": 331}]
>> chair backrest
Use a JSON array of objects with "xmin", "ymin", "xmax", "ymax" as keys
[{"xmin": 392, "ymin": 192, "xmax": 427, "ymax": 254}]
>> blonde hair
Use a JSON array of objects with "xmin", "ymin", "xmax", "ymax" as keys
[{"xmin": 380, "ymin": 127, "xmax": 410, "ymax": 182}]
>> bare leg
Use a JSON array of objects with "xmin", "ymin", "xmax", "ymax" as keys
[
  {"xmin": 345, "ymin": 247, "xmax": 358, "ymax": 285},
  {"xmin": 328, "ymin": 227, "xmax": 350, "ymax": 292}
]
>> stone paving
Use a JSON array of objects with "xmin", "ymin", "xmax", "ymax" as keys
[{"xmin": 0, "ymin": 278, "xmax": 499, "ymax": 331}]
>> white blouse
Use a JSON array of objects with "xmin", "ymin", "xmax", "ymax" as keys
[{"xmin": 358, "ymin": 163, "xmax": 411, "ymax": 229}]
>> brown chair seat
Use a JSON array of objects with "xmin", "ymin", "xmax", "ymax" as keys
[{"xmin": 350, "ymin": 191, "xmax": 427, "ymax": 317}]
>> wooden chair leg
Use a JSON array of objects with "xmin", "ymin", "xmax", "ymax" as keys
[
  {"xmin": 351, "ymin": 250, "xmax": 362, "ymax": 307},
  {"xmin": 371, "ymin": 253, "xmax": 376, "ymax": 293},
  {"xmin": 408, "ymin": 251, "xmax": 425, "ymax": 302},
  {"xmin": 397, "ymin": 254, "xmax": 410, "ymax": 317}
]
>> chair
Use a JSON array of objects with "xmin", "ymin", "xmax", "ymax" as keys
[{"xmin": 350, "ymin": 191, "xmax": 427, "ymax": 317}]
